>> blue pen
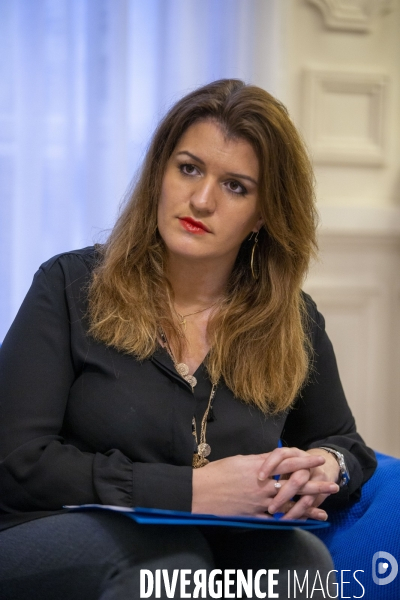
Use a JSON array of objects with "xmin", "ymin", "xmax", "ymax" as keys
[{"xmin": 272, "ymin": 439, "xmax": 285, "ymax": 519}]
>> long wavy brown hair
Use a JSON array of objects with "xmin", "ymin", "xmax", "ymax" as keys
[{"xmin": 88, "ymin": 79, "xmax": 318, "ymax": 413}]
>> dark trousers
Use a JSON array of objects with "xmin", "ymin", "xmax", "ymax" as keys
[{"xmin": 0, "ymin": 512, "xmax": 335, "ymax": 599}]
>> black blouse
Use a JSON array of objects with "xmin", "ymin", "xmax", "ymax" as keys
[{"xmin": 0, "ymin": 247, "xmax": 377, "ymax": 531}]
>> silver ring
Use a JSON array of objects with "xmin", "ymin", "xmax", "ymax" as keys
[{"xmin": 274, "ymin": 481, "xmax": 282, "ymax": 489}]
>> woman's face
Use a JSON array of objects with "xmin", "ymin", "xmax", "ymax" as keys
[{"xmin": 157, "ymin": 119, "xmax": 262, "ymax": 265}]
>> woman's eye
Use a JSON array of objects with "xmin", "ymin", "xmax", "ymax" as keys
[
  {"xmin": 226, "ymin": 180, "xmax": 247, "ymax": 196},
  {"xmin": 180, "ymin": 164, "xmax": 199, "ymax": 176}
]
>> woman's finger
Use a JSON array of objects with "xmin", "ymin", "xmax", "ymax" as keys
[
  {"xmin": 267, "ymin": 470, "xmax": 339, "ymax": 513},
  {"xmin": 267, "ymin": 468, "xmax": 311, "ymax": 513},
  {"xmin": 291, "ymin": 480, "xmax": 339, "ymax": 496},
  {"xmin": 258, "ymin": 447, "xmax": 325, "ymax": 481},
  {"xmin": 284, "ymin": 505, "xmax": 328, "ymax": 522},
  {"xmin": 280, "ymin": 495, "xmax": 328, "ymax": 521}
]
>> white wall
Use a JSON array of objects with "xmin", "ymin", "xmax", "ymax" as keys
[{"xmin": 253, "ymin": 0, "xmax": 400, "ymax": 456}]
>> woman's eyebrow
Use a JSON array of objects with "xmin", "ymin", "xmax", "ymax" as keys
[
  {"xmin": 226, "ymin": 171, "xmax": 258, "ymax": 186},
  {"xmin": 176, "ymin": 150, "xmax": 258, "ymax": 186},
  {"xmin": 176, "ymin": 150, "xmax": 205, "ymax": 165}
]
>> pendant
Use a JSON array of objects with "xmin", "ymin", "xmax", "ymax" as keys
[
  {"xmin": 175, "ymin": 363, "xmax": 197, "ymax": 388},
  {"xmin": 176, "ymin": 363, "xmax": 189, "ymax": 377},
  {"xmin": 192, "ymin": 454, "xmax": 209, "ymax": 468},
  {"xmin": 186, "ymin": 375, "xmax": 197, "ymax": 388},
  {"xmin": 197, "ymin": 443, "xmax": 211, "ymax": 458}
]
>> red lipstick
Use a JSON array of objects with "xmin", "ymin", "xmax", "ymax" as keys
[{"xmin": 179, "ymin": 217, "xmax": 210, "ymax": 234}]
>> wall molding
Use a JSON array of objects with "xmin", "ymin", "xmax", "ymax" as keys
[
  {"xmin": 306, "ymin": 0, "xmax": 395, "ymax": 32},
  {"xmin": 304, "ymin": 282, "xmax": 379, "ymax": 303},
  {"xmin": 303, "ymin": 68, "xmax": 389, "ymax": 166},
  {"xmin": 303, "ymin": 280, "xmax": 381, "ymax": 445},
  {"xmin": 317, "ymin": 205, "xmax": 400, "ymax": 240},
  {"xmin": 304, "ymin": 218, "xmax": 400, "ymax": 455}
]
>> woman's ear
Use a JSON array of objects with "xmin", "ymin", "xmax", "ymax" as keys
[{"xmin": 252, "ymin": 216, "xmax": 264, "ymax": 233}]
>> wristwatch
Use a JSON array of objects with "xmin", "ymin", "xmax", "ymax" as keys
[{"xmin": 319, "ymin": 447, "xmax": 350, "ymax": 488}]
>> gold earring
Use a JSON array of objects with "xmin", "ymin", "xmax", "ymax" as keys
[{"xmin": 250, "ymin": 231, "xmax": 259, "ymax": 280}]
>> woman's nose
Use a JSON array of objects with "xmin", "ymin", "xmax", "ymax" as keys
[{"xmin": 189, "ymin": 179, "xmax": 217, "ymax": 214}]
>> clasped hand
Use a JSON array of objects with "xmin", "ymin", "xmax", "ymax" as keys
[{"xmin": 192, "ymin": 447, "xmax": 340, "ymax": 521}]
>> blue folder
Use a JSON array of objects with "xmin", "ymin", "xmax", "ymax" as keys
[{"xmin": 66, "ymin": 504, "xmax": 330, "ymax": 531}]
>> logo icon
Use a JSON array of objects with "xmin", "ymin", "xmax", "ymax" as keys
[{"xmin": 372, "ymin": 551, "xmax": 398, "ymax": 585}]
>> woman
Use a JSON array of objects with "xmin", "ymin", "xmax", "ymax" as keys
[{"xmin": 0, "ymin": 79, "xmax": 376, "ymax": 599}]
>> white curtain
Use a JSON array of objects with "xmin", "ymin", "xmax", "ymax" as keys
[{"xmin": 0, "ymin": 0, "xmax": 280, "ymax": 340}]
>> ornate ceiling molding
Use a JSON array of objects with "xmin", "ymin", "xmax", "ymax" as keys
[{"xmin": 306, "ymin": 0, "xmax": 395, "ymax": 32}]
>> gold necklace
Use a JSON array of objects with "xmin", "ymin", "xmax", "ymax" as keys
[
  {"xmin": 158, "ymin": 328, "xmax": 197, "ymax": 388},
  {"xmin": 158, "ymin": 328, "xmax": 216, "ymax": 468},
  {"xmin": 174, "ymin": 301, "xmax": 219, "ymax": 331},
  {"xmin": 192, "ymin": 384, "xmax": 216, "ymax": 468}
]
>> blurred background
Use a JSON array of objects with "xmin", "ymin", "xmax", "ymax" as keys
[{"xmin": 0, "ymin": 0, "xmax": 399, "ymax": 455}]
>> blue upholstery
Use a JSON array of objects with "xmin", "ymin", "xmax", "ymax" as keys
[{"xmin": 314, "ymin": 452, "xmax": 400, "ymax": 599}]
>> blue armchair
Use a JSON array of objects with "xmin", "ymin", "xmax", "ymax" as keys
[{"xmin": 314, "ymin": 452, "xmax": 400, "ymax": 599}]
